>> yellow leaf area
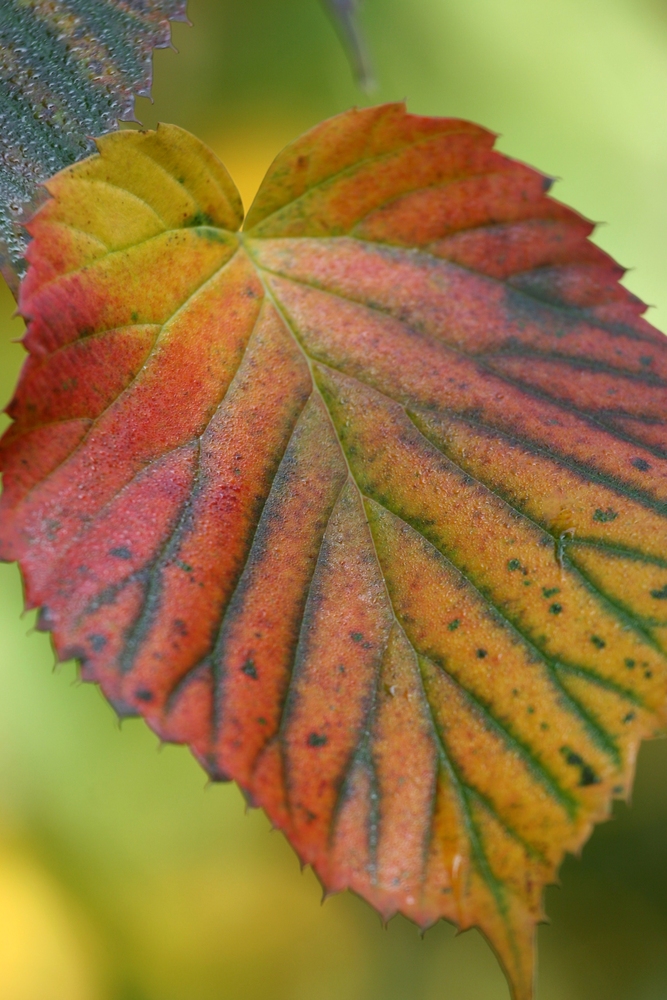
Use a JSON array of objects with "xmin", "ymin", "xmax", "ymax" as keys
[{"xmin": 2, "ymin": 106, "xmax": 667, "ymax": 1000}]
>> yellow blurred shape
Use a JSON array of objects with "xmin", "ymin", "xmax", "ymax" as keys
[
  {"xmin": 207, "ymin": 120, "xmax": 310, "ymax": 216},
  {"xmin": 0, "ymin": 843, "xmax": 104, "ymax": 1000},
  {"xmin": 123, "ymin": 858, "xmax": 369, "ymax": 1000}
]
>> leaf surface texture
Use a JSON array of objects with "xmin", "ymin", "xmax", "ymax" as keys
[
  {"xmin": 0, "ymin": 0, "xmax": 187, "ymax": 282},
  {"xmin": 3, "ymin": 105, "xmax": 667, "ymax": 1000}
]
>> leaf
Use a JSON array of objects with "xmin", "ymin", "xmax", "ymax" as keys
[
  {"xmin": 0, "ymin": 0, "xmax": 188, "ymax": 287},
  {"xmin": 321, "ymin": 0, "xmax": 373, "ymax": 90},
  {"xmin": 2, "ymin": 104, "xmax": 667, "ymax": 1000}
]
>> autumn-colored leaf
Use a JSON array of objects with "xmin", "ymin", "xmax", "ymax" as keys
[
  {"xmin": 0, "ymin": 0, "xmax": 188, "ymax": 285},
  {"xmin": 2, "ymin": 104, "xmax": 667, "ymax": 1000}
]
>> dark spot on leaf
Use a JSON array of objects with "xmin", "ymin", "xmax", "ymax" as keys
[
  {"xmin": 175, "ymin": 559, "xmax": 193, "ymax": 573},
  {"xmin": 110, "ymin": 546, "xmax": 132, "ymax": 560},
  {"xmin": 645, "ymin": 670, "xmax": 653, "ymax": 679},
  {"xmin": 258, "ymin": 717, "xmax": 267, "ymax": 726},
  {"xmin": 591, "ymin": 635, "xmax": 606, "ymax": 649},
  {"xmin": 593, "ymin": 508, "xmax": 618, "ymax": 523},
  {"xmin": 650, "ymin": 584, "xmax": 667, "ymax": 600},
  {"xmin": 45, "ymin": 519, "xmax": 61, "ymax": 541},
  {"xmin": 579, "ymin": 764, "xmax": 600, "ymax": 787},
  {"xmin": 631, "ymin": 457, "xmax": 650, "ymax": 471},
  {"xmin": 241, "ymin": 658, "xmax": 258, "ymax": 679},
  {"xmin": 549, "ymin": 603, "xmax": 563, "ymax": 615},
  {"xmin": 625, "ymin": 658, "xmax": 635, "ymax": 668},
  {"xmin": 476, "ymin": 648, "xmax": 487, "ymax": 659},
  {"xmin": 623, "ymin": 712, "xmax": 635, "ymax": 723},
  {"xmin": 189, "ymin": 210, "xmax": 214, "ymax": 226},
  {"xmin": 350, "ymin": 632, "xmax": 364, "ymax": 643},
  {"xmin": 542, "ymin": 587, "xmax": 560, "ymax": 598},
  {"xmin": 640, "ymin": 356, "xmax": 653, "ymax": 366},
  {"xmin": 173, "ymin": 618, "xmax": 188, "ymax": 637},
  {"xmin": 135, "ymin": 689, "xmax": 153, "ymax": 702},
  {"xmin": 131, "ymin": 311, "xmax": 138, "ymax": 322},
  {"xmin": 561, "ymin": 747, "xmax": 600, "ymax": 786},
  {"xmin": 527, "ymin": 706, "xmax": 535, "ymax": 714},
  {"xmin": 448, "ymin": 619, "xmax": 460, "ymax": 631},
  {"xmin": 507, "ymin": 559, "xmax": 521, "ymax": 571},
  {"xmin": 88, "ymin": 633, "xmax": 107, "ymax": 652},
  {"xmin": 307, "ymin": 732, "xmax": 328, "ymax": 747}
]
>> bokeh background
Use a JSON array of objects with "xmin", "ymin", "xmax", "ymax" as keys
[{"xmin": 1, "ymin": 1, "xmax": 667, "ymax": 997}]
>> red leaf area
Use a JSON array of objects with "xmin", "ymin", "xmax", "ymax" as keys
[{"xmin": 2, "ymin": 106, "xmax": 667, "ymax": 1000}]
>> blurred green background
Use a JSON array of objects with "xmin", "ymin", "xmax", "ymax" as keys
[{"xmin": 1, "ymin": 1, "xmax": 666, "ymax": 997}]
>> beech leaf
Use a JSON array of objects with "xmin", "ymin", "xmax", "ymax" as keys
[
  {"xmin": 0, "ymin": 0, "xmax": 188, "ymax": 286},
  {"xmin": 2, "ymin": 105, "xmax": 667, "ymax": 1000}
]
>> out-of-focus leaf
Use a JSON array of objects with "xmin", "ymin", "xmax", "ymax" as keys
[
  {"xmin": 321, "ymin": 0, "xmax": 373, "ymax": 89},
  {"xmin": 0, "ymin": 0, "xmax": 188, "ymax": 289},
  {"xmin": 2, "ymin": 105, "xmax": 667, "ymax": 1000}
]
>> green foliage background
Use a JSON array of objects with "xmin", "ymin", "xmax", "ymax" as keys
[{"xmin": 0, "ymin": 1, "xmax": 665, "ymax": 997}]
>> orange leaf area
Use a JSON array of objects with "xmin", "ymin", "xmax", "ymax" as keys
[{"xmin": 2, "ymin": 105, "xmax": 667, "ymax": 1000}]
